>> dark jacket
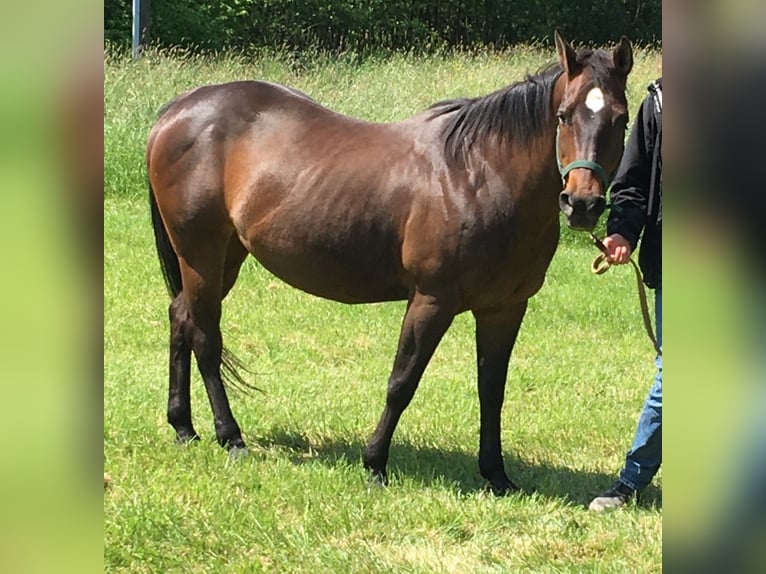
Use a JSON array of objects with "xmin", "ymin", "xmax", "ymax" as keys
[{"xmin": 607, "ymin": 78, "xmax": 662, "ymax": 289}]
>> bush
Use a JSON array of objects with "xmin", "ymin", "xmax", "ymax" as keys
[{"xmin": 105, "ymin": 0, "xmax": 661, "ymax": 54}]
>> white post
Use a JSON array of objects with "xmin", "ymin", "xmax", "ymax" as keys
[{"xmin": 132, "ymin": 0, "xmax": 141, "ymax": 60}]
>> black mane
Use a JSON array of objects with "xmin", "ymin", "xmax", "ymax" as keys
[
  {"xmin": 428, "ymin": 49, "xmax": 611, "ymax": 161},
  {"xmin": 427, "ymin": 63, "xmax": 561, "ymax": 161}
]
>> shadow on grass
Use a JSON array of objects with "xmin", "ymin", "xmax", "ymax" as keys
[{"xmin": 251, "ymin": 426, "xmax": 662, "ymax": 510}]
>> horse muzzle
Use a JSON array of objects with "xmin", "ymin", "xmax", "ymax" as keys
[{"xmin": 559, "ymin": 191, "xmax": 606, "ymax": 231}]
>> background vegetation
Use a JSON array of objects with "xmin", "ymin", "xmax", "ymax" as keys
[
  {"xmin": 105, "ymin": 46, "xmax": 662, "ymax": 571},
  {"xmin": 104, "ymin": 0, "xmax": 661, "ymax": 54}
]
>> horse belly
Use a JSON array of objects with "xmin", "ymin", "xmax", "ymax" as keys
[
  {"xmin": 242, "ymin": 230, "xmax": 409, "ymax": 304},
  {"xmin": 225, "ymin": 115, "xmax": 421, "ymax": 303}
]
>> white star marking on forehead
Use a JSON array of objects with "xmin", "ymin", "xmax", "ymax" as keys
[{"xmin": 585, "ymin": 87, "xmax": 605, "ymax": 113}]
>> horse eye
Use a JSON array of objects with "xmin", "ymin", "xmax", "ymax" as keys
[
  {"xmin": 556, "ymin": 112, "xmax": 570, "ymax": 126},
  {"xmin": 614, "ymin": 112, "xmax": 629, "ymax": 129}
]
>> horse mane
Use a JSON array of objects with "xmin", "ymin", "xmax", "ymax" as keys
[
  {"xmin": 427, "ymin": 62, "xmax": 561, "ymax": 161},
  {"xmin": 428, "ymin": 49, "xmax": 608, "ymax": 161}
]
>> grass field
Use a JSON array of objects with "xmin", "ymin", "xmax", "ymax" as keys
[{"xmin": 105, "ymin": 44, "xmax": 662, "ymax": 572}]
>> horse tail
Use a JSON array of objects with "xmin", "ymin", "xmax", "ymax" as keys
[{"xmin": 149, "ymin": 181, "xmax": 182, "ymax": 298}]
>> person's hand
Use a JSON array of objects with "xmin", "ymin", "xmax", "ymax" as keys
[{"xmin": 601, "ymin": 233, "xmax": 632, "ymax": 264}]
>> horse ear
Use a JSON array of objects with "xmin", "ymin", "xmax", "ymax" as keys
[
  {"xmin": 612, "ymin": 36, "xmax": 634, "ymax": 77},
  {"xmin": 554, "ymin": 29, "xmax": 579, "ymax": 78}
]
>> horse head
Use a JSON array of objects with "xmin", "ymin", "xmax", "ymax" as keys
[{"xmin": 553, "ymin": 30, "xmax": 633, "ymax": 231}]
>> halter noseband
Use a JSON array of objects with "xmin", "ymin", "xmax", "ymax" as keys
[{"xmin": 555, "ymin": 124, "xmax": 610, "ymax": 190}]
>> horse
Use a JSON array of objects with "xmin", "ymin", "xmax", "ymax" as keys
[{"xmin": 147, "ymin": 31, "xmax": 633, "ymax": 495}]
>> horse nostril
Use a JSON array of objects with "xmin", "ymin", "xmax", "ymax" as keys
[
  {"xmin": 591, "ymin": 195, "xmax": 606, "ymax": 214},
  {"xmin": 558, "ymin": 191, "xmax": 574, "ymax": 217}
]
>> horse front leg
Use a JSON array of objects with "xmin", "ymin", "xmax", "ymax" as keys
[
  {"xmin": 473, "ymin": 301, "xmax": 528, "ymax": 495},
  {"xmin": 363, "ymin": 290, "xmax": 457, "ymax": 486}
]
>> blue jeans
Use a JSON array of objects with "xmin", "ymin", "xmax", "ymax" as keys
[{"xmin": 619, "ymin": 288, "xmax": 662, "ymax": 492}]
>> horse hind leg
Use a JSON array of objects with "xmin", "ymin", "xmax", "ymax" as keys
[
  {"xmin": 177, "ymin": 232, "xmax": 249, "ymax": 452},
  {"xmin": 167, "ymin": 293, "xmax": 198, "ymax": 443},
  {"xmin": 165, "ymin": 235, "xmax": 248, "ymax": 445}
]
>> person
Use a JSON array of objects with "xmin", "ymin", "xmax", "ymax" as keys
[{"xmin": 589, "ymin": 77, "xmax": 662, "ymax": 512}]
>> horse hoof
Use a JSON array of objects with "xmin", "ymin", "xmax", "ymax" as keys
[
  {"xmin": 228, "ymin": 445, "xmax": 250, "ymax": 460},
  {"xmin": 367, "ymin": 470, "xmax": 388, "ymax": 490},
  {"xmin": 176, "ymin": 432, "xmax": 200, "ymax": 445},
  {"xmin": 489, "ymin": 477, "xmax": 521, "ymax": 497}
]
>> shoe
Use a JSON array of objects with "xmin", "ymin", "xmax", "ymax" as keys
[{"xmin": 588, "ymin": 480, "xmax": 635, "ymax": 512}]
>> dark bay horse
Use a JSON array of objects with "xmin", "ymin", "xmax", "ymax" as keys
[{"xmin": 147, "ymin": 32, "xmax": 633, "ymax": 494}]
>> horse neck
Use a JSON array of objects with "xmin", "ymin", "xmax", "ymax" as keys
[
  {"xmin": 476, "ymin": 69, "xmax": 565, "ymax": 182},
  {"xmin": 475, "ymin": 114, "xmax": 562, "ymax": 205}
]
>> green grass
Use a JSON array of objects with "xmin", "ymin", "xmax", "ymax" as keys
[{"xmin": 105, "ymin": 46, "xmax": 662, "ymax": 572}]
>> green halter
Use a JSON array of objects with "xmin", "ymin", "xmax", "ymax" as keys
[{"xmin": 555, "ymin": 124, "xmax": 610, "ymax": 190}]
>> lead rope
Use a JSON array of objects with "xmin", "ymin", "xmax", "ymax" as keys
[{"xmin": 589, "ymin": 232, "xmax": 662, "ymax": 356}]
